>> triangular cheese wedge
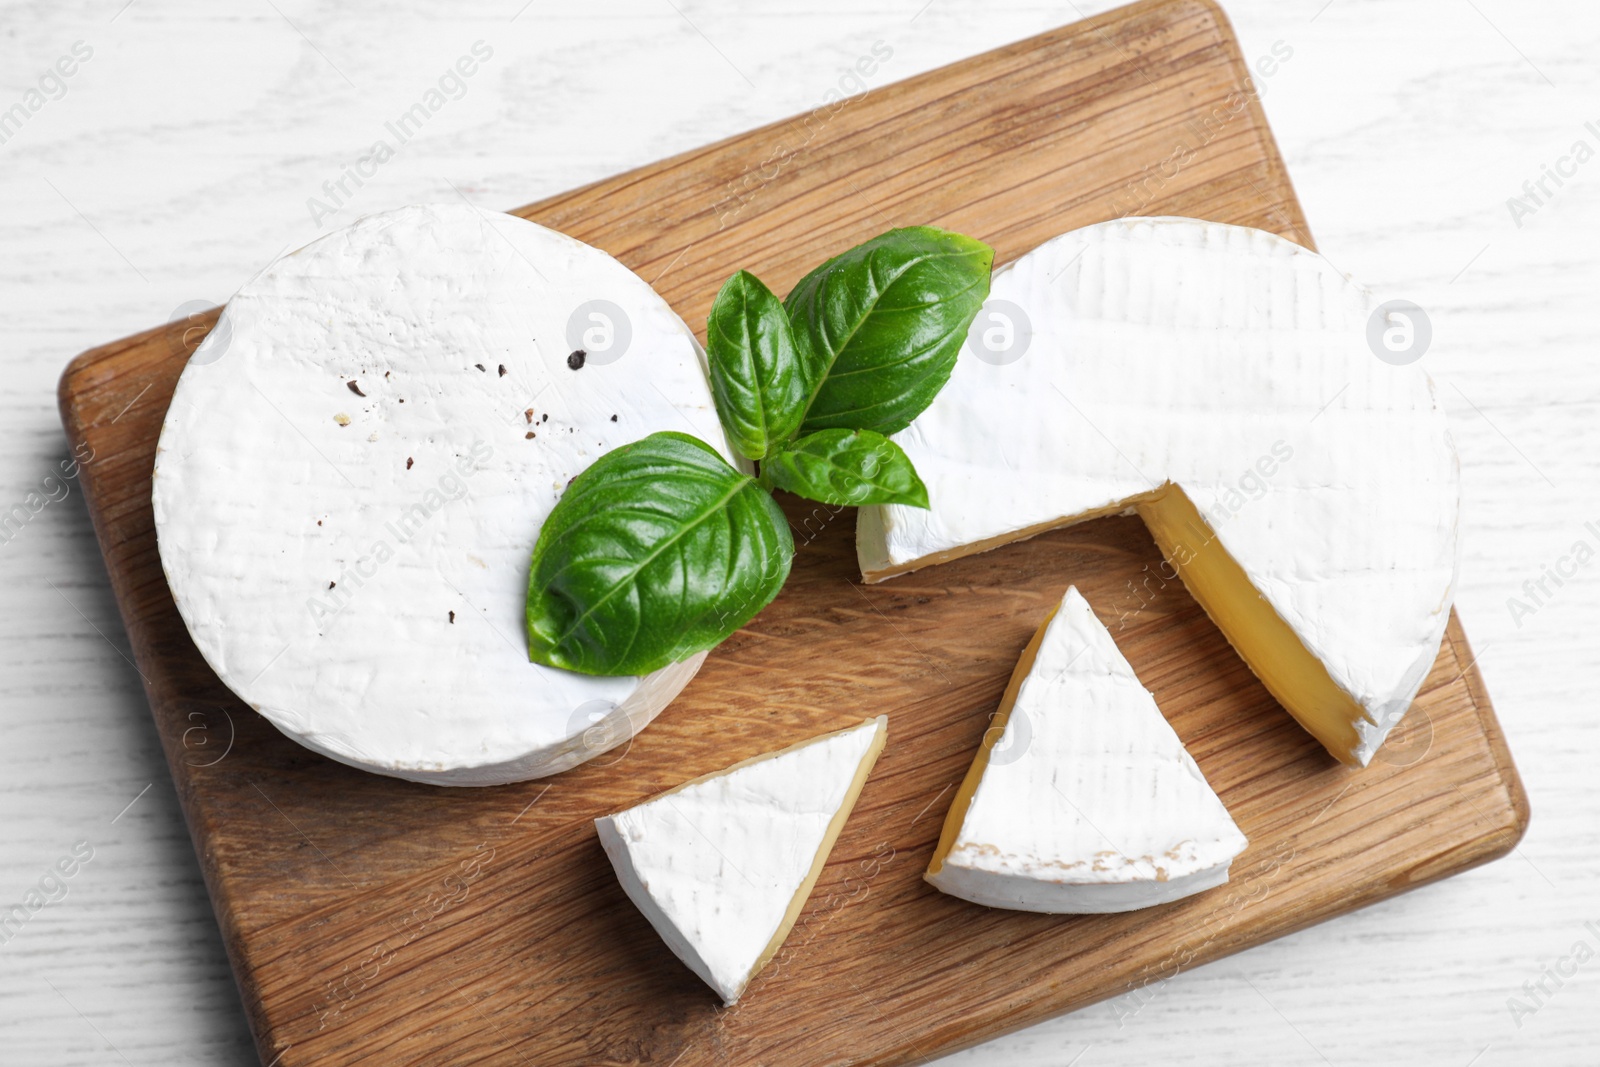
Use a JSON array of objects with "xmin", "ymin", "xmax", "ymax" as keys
[
  {"xmin": 926, "ymin": 587, "xmax": 1246, "ymax": 913},
  {"xmin": 596, "ymin": 716, "xmax": 887, "ymax": 1003}
]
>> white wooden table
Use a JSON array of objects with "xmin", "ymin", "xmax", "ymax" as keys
[{"xmin": 2, "ymin": 1, "xmax": 1595, "ymax": 1063}]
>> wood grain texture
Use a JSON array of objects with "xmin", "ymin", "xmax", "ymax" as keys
[{"xmin": 53, "ymin": 2, "xmax": 1527, "ymax": 1065}]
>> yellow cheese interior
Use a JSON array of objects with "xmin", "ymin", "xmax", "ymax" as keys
[
  {"xmin": 887, "ymin": 485, "xmax": 1372, "ymax": 770},
  {"xmin": 928, "ymin": 608, "xmax": 1055, "ymax": 877},
  {"xmin": 745, "ymin": 717, "xmax": 888, "ymax": 995},
  {"xmin": 1135, "ymin": 487, "xmax": 1369, "ymax": 764}
]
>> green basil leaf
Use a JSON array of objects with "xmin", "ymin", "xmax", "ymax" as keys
[
  {"xmin": 526, "ymin": 431, "xmax": 793, "ymax": 676},
  {"xmin": 706, "ymin": 270, "xmax": 810, "ymax": 461},
  {"xmin": 785, "ymin": 226, "xmax": 993, "ymax": 437},
  {"xmin": 764, "ymin": 429, "xmax": 929, "ymax": 509}
]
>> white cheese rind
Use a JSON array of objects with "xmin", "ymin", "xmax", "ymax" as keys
[
  {"xmin": 152, "ymin": 203, "xmax": 733, "ymax": 786},
  {"xmin": 595, "ymin": 717, "xmax": 887, "ymax": 1004},
  {"xmin": 859, "ymin": 217, "xmax": 1460, "ymax": 765},
  {"xmin": 926, "ymin": 587, "xmax": 1247, "ymax": 913}
]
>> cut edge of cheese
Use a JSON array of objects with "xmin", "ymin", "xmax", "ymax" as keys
[
  {"xmin": 595, "ymin": 715, "xmax": 887, "ymax": 1004},
  {"xmin": 742, "ymin": 717, "xmax": 886, "ymax": 993},
  {"xmin": 867, "ymin": 483, "xmax": 1373, "ymax": 764},
  {"xmin": 926, "ymin": 587, "xmax": 1247, "ymax": 913},
  {"xmin": 1134, "ymin": 487, "xmax": 1375, "ymax": 764},
  {"xmin": 857, "ymin": 495, "xmax": 1136, "ymax": 583},
  {"xmin": 925, "ymin": 607, "xmax": 1054, "ymax": 880}
]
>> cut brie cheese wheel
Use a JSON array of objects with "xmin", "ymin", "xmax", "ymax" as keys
[
  {"xmin": 927, "ymin": 587, "xmax": 1247, "ymax": 913},
  {"xmin": 859, "ymin": 217, "xmax": 1459, "ymax": 766},
  {"xmin": 595, "ymin": 716, "xmax": 887, "ymax": 1004},
  {"xmin": 153, "ymin": 203, "xmax": 734, "ymax": 786}
]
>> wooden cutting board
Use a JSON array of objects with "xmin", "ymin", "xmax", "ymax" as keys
[{"xmin": 57, "ymin": 1, "xmax": 1528, "ymax": 1064}]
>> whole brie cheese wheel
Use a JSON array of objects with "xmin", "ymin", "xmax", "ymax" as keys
[
  {"xmin": 859, "ymin": 218, "xmax": 1460, "ymax": 767},
  {"xmin": 153, "ymin": 204, "xmax": 733, "ymax": 786}
]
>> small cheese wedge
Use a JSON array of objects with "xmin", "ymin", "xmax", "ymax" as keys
[
  {"xmin": 596, "ymin": 717, "xmax": 887, "ymax": 1004},
  {"xmin": 926, "ymin": 587, "xmax": 1246, "ymax": 913},
  {"xmin": 859, "ymin": 217, "xmax": 1460, "ymax": 766}
]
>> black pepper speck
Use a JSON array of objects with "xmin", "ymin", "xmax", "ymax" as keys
[
  {"xmin": 498, "ymin": 364, "xmax": 507, "ymax": 377},
  {"xmin": 449, "ymin": 611, "xmax": 456, "ymax": 624},
  {"xmin": 474, "ymin": 363, "xmax": 486, "ymax": 373},
  {"xmin": 610, "ymin": 414, "xmax": 618, "ymax": 422},
  {"xmin": 347, "ymin": 380, "xmax": 366, "ymax": 397},
  {"xmin": 406, "ymin": 457, "xmax": 414, "ymax": 470},
  {"xmin": 567, "ymin": 349, "xmax": 586, "ymax": 370}
]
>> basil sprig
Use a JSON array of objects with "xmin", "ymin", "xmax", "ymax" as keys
[
  {"xmin": 760, "ymin": 428, "xmax": 928, "ymax": 509},
  {"xmin": 527, "ymin": 226, "xmax": 992, "ymax": 676},
  {"xmin": 784, "ymin": 227, "xmax": 993, "ymax": 437},
  {"xmin": 704, "ymin": 270, "xmax": 808, "ymax": 460},
  {"xmin": 525, "ymin": 433, "xmax": 791, "ymax": 676}
]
